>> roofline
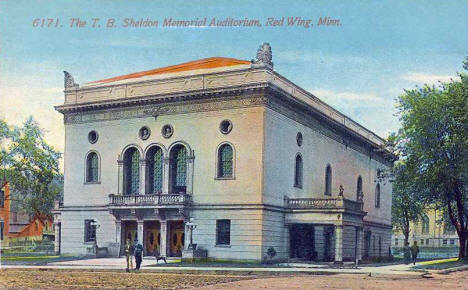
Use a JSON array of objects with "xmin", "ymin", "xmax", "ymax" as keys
[{"xmin": 87, "ymin": 57, "xmax": 251, "ymax": 85}]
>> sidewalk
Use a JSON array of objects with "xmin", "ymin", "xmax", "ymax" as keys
[{"xmin": 1, "ymin": 257, "xmax": 427, "ymax": 276}]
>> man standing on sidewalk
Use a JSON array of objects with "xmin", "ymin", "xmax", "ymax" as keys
[
  {"xmin": 124, "ymin": 238, "xmax": 133, "ymax": 272},
  {"xmin": 134, "ymin": 240, "xmax": 143, "ymax": 271},
  {"xmin": 410, "ymin": 241, "xmax": 419, "ymax": 265}
]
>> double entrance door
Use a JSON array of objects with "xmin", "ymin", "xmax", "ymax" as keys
[{"xmin": 121, "ymin": 220, "xmax": 184, "ymax": 256}]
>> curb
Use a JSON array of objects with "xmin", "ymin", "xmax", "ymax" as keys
[{"xmin": 437, "ymin": 265, "xmax": 468, "ymax": 274}]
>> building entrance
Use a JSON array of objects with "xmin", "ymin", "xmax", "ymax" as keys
[
  {"xmin": 290, "ymin": 224, "xmax": 315, "ymax": 260},
  {"xmin": 169, "ymin": 220, "xmax": 184, "ymax": 257},
  {"xmin": 145, "ymin": 221, "xmax": 160, "ymax": 256}
]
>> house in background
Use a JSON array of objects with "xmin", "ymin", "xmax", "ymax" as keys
[
  {"xmin": 54, "ymin": 43, "xmax": 394, "ymax": 262},
  {"xmin": 0, "ymin": 182, "xmax": 54, "ymax": 248},
  {"xmin": 392, "ymin": 208, "xmax": 459, "ymax": 258}
]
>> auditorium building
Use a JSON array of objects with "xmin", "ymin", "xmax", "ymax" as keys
[{"xmin": 54, "ymin": 43, "xmax": 393, "ymax": 262}]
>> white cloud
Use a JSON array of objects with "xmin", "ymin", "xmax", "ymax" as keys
[{"xmin": 401, "ymin": 72, "xmax": 459, "ymax": 84}]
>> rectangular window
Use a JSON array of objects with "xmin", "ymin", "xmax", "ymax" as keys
[
  {"xmin": 84, "ymin": 219, "xmax": 96, "ymax": 242},
  {"xmin": 395, "ymin": 238, "xmax": 398, "ymax": 246},
  {"xmin": 426, "ymin": 239, "xmax": 429, "ymax": 245},
  {"xmin": 0, "ymin": 220, "xmax": 4, "ymax": 240},
  {"xmin": 450, "ymin": 239, "xmax": 455, "ymax": 245},
  {"xmin": 216, "ymin": 219, "xmax": 231, "ymax": 245},
  {"xmin": 443, "ymin": 239, "xmax": 447, "ymax": 245}
]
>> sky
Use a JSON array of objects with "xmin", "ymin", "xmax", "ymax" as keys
[{"xmin": 0, "ymin": 0, "xmax": 467, "ymax": 171}]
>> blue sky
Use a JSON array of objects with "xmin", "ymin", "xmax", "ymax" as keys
[{"xmin": 0, "ymin": 0, "xmax": 467, "ymax": 162}]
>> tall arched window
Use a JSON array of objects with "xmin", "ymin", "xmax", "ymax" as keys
[
  {"xmin": 294, "ymin": 154, "xmax": 303, "ymax": 188},
  {"xmin": 170, "ymin": 145, "xmax": 187, "ymax": 194},
  {"xmin": 86, "ymin": 152, "xmax": 99, "ymax": 183},
  {"xmin": 422, "ymin": 215, "xmax": 430, "ymax": 234},
  {"xmin": 218, "ymin": 144, "xmax": 233, "ymax": 178},
  {"xmin": 325, "ymin": 165, "xmax": 332, "ymax": 195},
  {"xmin": 147, "ymin": 146, "xmax": 163, "ymax": 194},
  {"xmin": 356, "ymin": 176, "xmax": 363, "ymax": 201},
  {"xmin": 124, "ymin": 147, "xmax": 140, "ymax": 195},
  {"xmin": 375, "ymin": 183, "xmax": 381, "ymax": 208}
]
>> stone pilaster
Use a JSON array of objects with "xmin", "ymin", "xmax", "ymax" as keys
[
  {"xmin": 162, "ymin": 157, "xmax": 170, "ymax": 194},
  {"xmin": 140, "ymin": 159, "xmax": 147, "ymax": 195},
  {"xmin": 137, "ymin": 220, "xmax": 144, "ymax": 248},
  {"xmin": 160, "ymin": 220, "xmax": 168, "ymax": 257},
  {"xmin": 117, "ymin": 159, "xmax": 124, "ymax": 195},
  {"xmin": 334, "ymin": 225, "xmax": 343, "ymax": 263},
  {"xmin": 356, "ymin": 227, "xmax": 363, "ymax": 262}
]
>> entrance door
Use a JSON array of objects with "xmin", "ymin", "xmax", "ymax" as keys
[
  {"xmin": 169, "ymin": 221, "xmax": 184, "ymax": 257},
  {"xmin": 364, "ymin": 231, "xmax": 371, "ymax": 258},
  {"xmin": 123, "ymin": 221, "xmax": 137, "ymax": 244},
  {"xmin": 145, "ymin": 221, "xmax": 160, "ymax": 255},
  {"xmin": 290, "ymin": 224, "xmax": 315, "ymax": 260},
  {"xmin": 324, "ymin": 226, "xmax": 334, "ymax": 261}
]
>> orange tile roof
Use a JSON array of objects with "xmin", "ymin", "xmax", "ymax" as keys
[{"xmin": 88, "ymin": 57, "xmax": 251, "ymax": 84}]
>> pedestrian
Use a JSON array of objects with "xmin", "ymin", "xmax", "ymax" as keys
[
  {"xmin": 410, "ymin": 241, "xmax": 419, "ymax": 265},
  {"xmin": 124, "ymin": 238, "xmax": 133, "ymax": 272},
  {"xmin": 134, "ymin": 240, "xmax": 143, "ymax": 271}
]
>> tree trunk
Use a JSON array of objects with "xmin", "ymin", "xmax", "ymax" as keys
[{"xmin": 459, "ymin": 234, "xmax": 466, "ymax": 260}]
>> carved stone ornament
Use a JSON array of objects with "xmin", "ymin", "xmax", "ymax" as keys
[
  {"xmin": 64, "ymin": 71, "xmax": 79, "ymax": 89},
  {"xmin": 253, "ymin": 42, "xmax": 273, "ymax": 67},
  {"xmin": 161, "ymin": 124, "xmax": 174, "ymax": 139},
  {"xmin": 338, "ymin": 185, "xmax": 344, "ymax": 197}
]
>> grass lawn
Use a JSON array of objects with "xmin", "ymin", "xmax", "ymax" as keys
[
  {"xmin": 1, "ymin": 255, "xmax": 60, "ymax": 263},
  {"xmin": 415, "ymin": 257, "xmax": 467, "ymax": 270}
]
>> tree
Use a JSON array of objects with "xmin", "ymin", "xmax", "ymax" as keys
[
  {"xmin": 395, "ymin": 59, "xmax": 468, "ymax": 259},
  {"xmin": 0, "ymin": 117, "xmax": 62, "ymax": 220},
  {"xmin": 391, "ymin": 161, "xmax": 424, "ymax": 247}
]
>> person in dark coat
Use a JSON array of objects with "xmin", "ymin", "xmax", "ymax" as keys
[
  {"xmin": 134, "ymin": 240, "xmax": 144, "ymax": 271},
  {"xmin": 410, "ymin": 241, "xmax": 419, "ymax": 265}
]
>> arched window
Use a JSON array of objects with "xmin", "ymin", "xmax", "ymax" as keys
[
  {"xmin": 422, "ymin": 215, "xmax": 430, "ymax": 234},
  {"xmin": 356, "ymin": 176, "xmax": 363, "ymax": 201},
  {"xmin": 375, "ymin": 183, "xmax": 381, "ymax": 208},
  {"xmin": 218, "ymin": 144, "xmax": 233, "ymax": 178},
  {"xmin": 294, "ymin": 154, "xmax": 303, "ymax": 188},
  {"xmin": 325, "ymin": 165, "xmax": 332, "ymax": 195},
  {"xmin": 124, "ymin": 147, "xmax": 140, "ymax": 195},
  {"xmin": 147, "ymin": 146, "xmax": 163, "ymax": 194},
  {"xmin": 86, "ymin": 152, "xmax": 99, "ymax": 183},
  {"xmin": 170, "ymin": 145, "xmax": 187, "ymax": 194}
]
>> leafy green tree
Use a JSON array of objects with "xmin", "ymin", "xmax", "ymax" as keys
[
  {"xmin": 0, "ymin": 117, "xmax": 62, "ymax": 220},
  {"xmin": 395, "ymin": 59, "xmax": 468, "ymax": 259},
  {"xmin": 391, "ymin": 161, "xmax": 424, "ymax": 247}
]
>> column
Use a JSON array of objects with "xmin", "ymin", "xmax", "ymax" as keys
[
  {"xmin": 184, "ymin": 222, "xmax": 190, "ymax": 250},
  {"xmin": 54, "ymin": 222, "xmax": 61, "ymax": 255},
  {"xmin": 137, "ymin": 220, "xmax": 144, "ymax": 248},
  {"xmin": 356, "ymin": 227, "xmax": 363, "ymax": 262},
  {"xmin": 140, "ymin": 159, "xmax": 147, "ymax": 195},
  {"xmin": 186, "ymin": 155, "xmax": 195, "ymax": 195},
  {"xmin": 334, "ymin": 225, "xmax": 343, "ymax": 263},
  {"xmin": 284, "ymin": 224, "xmax": 290, "ymax": 260},
  {"xmin": 115, "ymin": 221, "xmax": 122, "ymax": 243},
  {"xmin": 160, "ymin": 220, "xmax": 169, "ymax": 257},
  {"xmin": 117, "ymin": 160, "xmax": 124, "ymax": 195},
  {"xmin": 162, "ymin": 157, "xmax": 170, "ymax": 194}
]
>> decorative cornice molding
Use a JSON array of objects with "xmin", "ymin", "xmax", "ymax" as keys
[{"xmin": 62, "ymin": 93, "xmax": 267, "ymax": 125}]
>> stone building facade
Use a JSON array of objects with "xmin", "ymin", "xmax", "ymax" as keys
[
  {"xmin": 392, "ymin": 208, "xmax": 459, "ymax": 258},
  {"xmin": 54, "ymin": 43, "xmax": 393, "ymax": 262}
]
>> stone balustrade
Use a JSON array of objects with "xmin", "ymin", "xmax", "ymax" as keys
[
  {"xmin": 284, "ymin": 196, "xmax": 363, "ymax": 212},
  {"xmin": 108, "ymin": 193, "xmax": 191, "ymax": 207}
]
